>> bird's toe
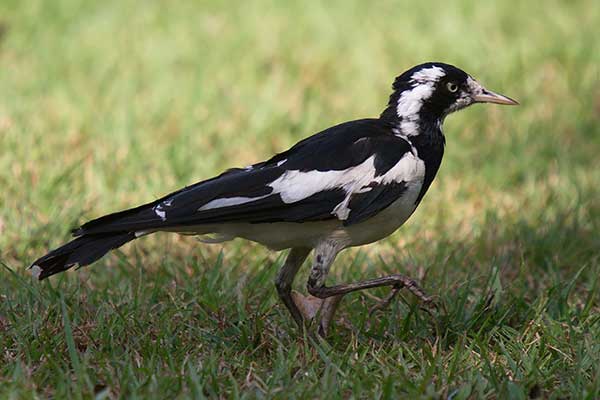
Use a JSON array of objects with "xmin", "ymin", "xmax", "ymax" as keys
[
  {"xmin": 291, "ymin": 291, "xmax": 344, "ymax": 336},
  {"xmin": 291, "ymin": 290, "xmax": 324, "ymax": 321}
]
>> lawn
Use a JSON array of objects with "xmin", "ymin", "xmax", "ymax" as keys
[{"xmin": 1, "ymin": 0, "xmax": 599, "ymax": 398}]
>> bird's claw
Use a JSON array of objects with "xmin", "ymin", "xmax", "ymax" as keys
[
  {"xmin": 369, "ymin": 285, "xmax": 439, "ymax": 316},
  {"xmin": 420, "ymin": 294, "xmax": 443, "ymax": 316},
  {"xmin": 368, "ymin": 284, "xmax": 403, "ymax": 314}
]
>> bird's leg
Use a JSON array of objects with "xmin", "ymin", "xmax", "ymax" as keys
[
  {"xmin": 293, "ymin": 240, "xmax": 345, "ymax": 336},
  {"xmin": 306, "ymin": 243, "xmax": 433, "ymax": 318},
  {"xmin": 275, "ymin": 247, "xmax": 311, "ymax": 329},
  {"xmin": 275, "ymin": 246, "xmax": 343, "ymax": 335},
  {"xmin": 308, "ymin": 273, "xmax": 433, "ymax": 306}
]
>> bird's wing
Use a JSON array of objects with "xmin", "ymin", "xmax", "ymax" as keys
[
  {"xmin": 342, "ymin": 180, "xmax": 410, "ymax": 226},
  {"xmin": 76, "ymin": 119, "xmax": 420, "ymax": 235}
]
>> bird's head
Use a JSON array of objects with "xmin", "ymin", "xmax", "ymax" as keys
[{"xmin": 381, "ymin": 62, "xmax": 518, "ymax": 135}]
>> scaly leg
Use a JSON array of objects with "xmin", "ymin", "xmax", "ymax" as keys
[
  {"xmin": 275, "ymin": 247, "xmax": 343, "ymax": 334},
  {"xmin": 275, "ymin": 248, "xmax": 310, "ymax": 329},
  {"xmin": 308, "ymin": 274, "xmax": 433, "ymax": 305},
  {"xmin": 306, "ymin": 241, "xmax": 433, "ymax": 321},
  {"xmin": 290, "ymin": 240, "xmax": 345, "ymax": 336}
]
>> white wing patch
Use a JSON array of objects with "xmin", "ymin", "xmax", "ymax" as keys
[
  {"xmin": 271, "ymin": 153, "xmax": 424, "ymax": 221},
  {"xmin": 153, "ymin": 199, "xmax": 173, "ymax": 221},
  {"xmin": 380, "ymin": 152, "xmax": 425, "ymax": 185},
  {"xmin": 154, "ymin": 207, "xmax": 166, "ymax": 220},
  {"xmin": 198, "ymin": 194, "xmax": 271, "ymax": 211},
  {"xmin": 332, "ymin": 186, "xmax": 369, "ymax": 220},
  {"xmin": 267, "ymin": 156, "xmax": 377, "ymax": 204},
  {"xmin": 332, "ymin": 152, "xmax": 425, "ymax": 220}
]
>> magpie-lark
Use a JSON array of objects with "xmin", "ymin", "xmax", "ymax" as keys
[{"xmin": 31, "ymin": 62, "xmax": 517, "ymax": 335}]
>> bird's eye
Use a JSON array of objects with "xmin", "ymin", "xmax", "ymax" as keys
[{"xmin": 446, "ymin": 82, "xmax": 459, "ymax": 93}]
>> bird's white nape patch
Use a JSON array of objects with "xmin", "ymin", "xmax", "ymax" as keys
[
  {"xmin": 198, "ymin": 194, "xmax": 271, "ymax": 211},
  {"xmin": 395, "ymin": 66, "xmax": 446, "ymax": 136},
  {"xmin": 30, "ymin": 265, "xmax": 42, "ymax": 279}
]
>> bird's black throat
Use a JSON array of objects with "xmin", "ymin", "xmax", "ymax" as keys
[{"xmin": 409, "ymin": 118, "xmax": 445, "ymax": 204}]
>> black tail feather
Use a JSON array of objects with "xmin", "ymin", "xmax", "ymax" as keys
[{"xmin": 30, "ymin": 232, "xmax": 136, "ymax": 280}]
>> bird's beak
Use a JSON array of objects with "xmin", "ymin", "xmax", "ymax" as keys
[{"xmin": 472, "ymin": 81, "xmax": 519, "ymax": 106}]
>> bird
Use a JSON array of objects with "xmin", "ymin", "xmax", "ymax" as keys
[{"xmin": 30, "ymin": 62, "xmax": 517, "ymax": 336}]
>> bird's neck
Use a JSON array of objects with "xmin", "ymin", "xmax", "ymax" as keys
[
  {"xmin": 380, "ymin": 87, "xmax": 446, "ymax": 144},
  {"xmin": 380, "ymin": 108, "xmax": 446, "ymax": 205},
  {"xmin": 381, "ymin": 107, "xmax": 446, "ymax": 147}
]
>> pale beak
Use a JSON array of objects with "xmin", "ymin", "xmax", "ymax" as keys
[{"xmin": 472, "ymin": 85, "xmax": 519, "ymax": 106}]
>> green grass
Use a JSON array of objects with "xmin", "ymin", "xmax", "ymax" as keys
[{"xmin": 1, "ymin": 0, "xmax": 599, "ymax": 398}]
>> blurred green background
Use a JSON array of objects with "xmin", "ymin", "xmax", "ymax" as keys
[{"xmin": 1, "ymin": 0, "xmax": 599, "ymax": 398}]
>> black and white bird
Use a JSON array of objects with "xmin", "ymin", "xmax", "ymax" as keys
[{"xmin": 31, "ymin": 62, "xmax": 517, "ymax": 335}]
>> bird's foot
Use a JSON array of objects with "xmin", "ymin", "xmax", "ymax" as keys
[
  {"xmin": 291, "ymin": 290, "xmax": 343, "ymax": 336},
  {"xmin": 368, "ymin": 284, "xmax": 403, "ymax": 314},
  {"xmin": 368, "ymin": 282, "xmax": 439, "ymax": 315}
]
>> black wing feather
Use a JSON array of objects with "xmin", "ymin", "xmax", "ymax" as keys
[{"xmin": 344, "ymin": 181, "xmax": 408, "ymax": 226}]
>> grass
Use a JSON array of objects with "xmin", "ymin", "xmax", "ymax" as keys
[{"xmin": 1, "ymin": 0, "xmax": 599, "ymax": 398}]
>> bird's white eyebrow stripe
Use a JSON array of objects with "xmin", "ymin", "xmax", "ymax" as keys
[
  {"xmin": 466, "ymin": 76, "xmax": 480, "ymax": 93},
  {"xmin": 410, "ymin": 65, "xmax": 446, "ymax": 83}
]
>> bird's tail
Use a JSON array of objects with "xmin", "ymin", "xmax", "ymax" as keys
[{"xmin": 30, "ymin": 232, "xmax": 136, "ymax": 280}]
